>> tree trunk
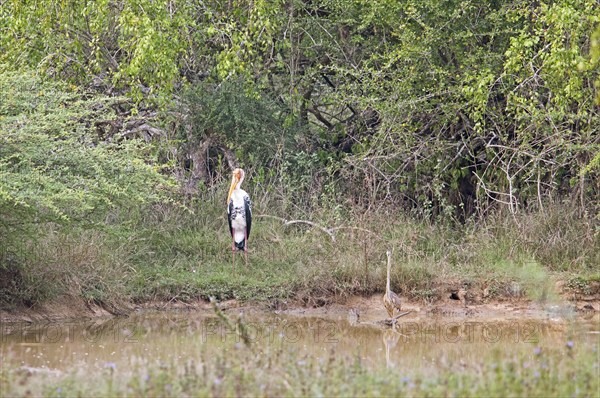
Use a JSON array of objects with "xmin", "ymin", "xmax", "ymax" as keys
[
  {"xmin": 183, "ymin": 139, "xmax": 239, "ymax": 195},
  {"xmin": 184, "ymin": 138, "xmax": 211, "ymax": 195}
]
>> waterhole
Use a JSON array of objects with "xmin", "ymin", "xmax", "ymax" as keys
[{"xmin": 2, "ymin": 307, "xmax": 597, "ymax": 378}]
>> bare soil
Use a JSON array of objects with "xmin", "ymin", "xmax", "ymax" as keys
[
  {"xmin": 0, "ymin": 296, "xmax": 114, "ymax": 323},
  {"xmin": 1, "ymin": 285, "xmax": 598, "ymax": 324}
]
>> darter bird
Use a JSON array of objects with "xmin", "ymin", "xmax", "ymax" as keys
[
  {"xmin": 227, "ymin": 168, "xmax": 252, "ymax": 269},
  {"xmin": 383, "ymin": 250, "xmax": 402, "ymax": 321}
]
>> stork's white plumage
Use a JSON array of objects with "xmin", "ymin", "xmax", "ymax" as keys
[{"xmin": 227, "ymin": 168, "xmax": 252, "ymax": 268}]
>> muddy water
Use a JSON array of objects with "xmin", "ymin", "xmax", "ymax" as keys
[{"xmin": 2, "ymin": 308, "xmax": 598, "ymax": 377}]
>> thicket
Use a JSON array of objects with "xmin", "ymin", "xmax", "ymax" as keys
[
  {"xmin": 0, "ymin": 71, "xmax": 171, "ymax": 306},
  {"xmin": 1, "ymin": 1, "xmax": 598, "ymax": 308},
  {"xmin": 2, "ymin": 0, "xmax": 598, "ymax": 216}
]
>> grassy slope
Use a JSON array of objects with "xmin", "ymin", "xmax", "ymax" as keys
[{"xmin": 2, "ymin": 195, "xmax": 597, "ymax": 311}]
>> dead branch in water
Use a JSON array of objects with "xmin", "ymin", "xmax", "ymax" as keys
[{"xmin": 377, "ymin": 310, "xmax": 413, "ymax": 327}]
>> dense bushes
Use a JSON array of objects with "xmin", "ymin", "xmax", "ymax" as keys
[
  {"xmin": 3, "ymin": 2, "xmax": 598, "ymax": 219},
  {"xmin": 0, "ymin": 70, "xmax": 171, "ymax": 307}
]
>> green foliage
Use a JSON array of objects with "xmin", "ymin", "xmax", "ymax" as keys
[
  {"xmin": 1, "ymin": 0, "xmax": 599, "ymax": 308},
  {"xmin": 325, "ymin": 0, "xmax": 599, "ymax": 219},
  {"xmin": 565, "ymin": 274, "xmax": 600, "ymax": 296},
  {"xmin": 0, "ymin": 0, "xmax": 190, "ymax": 104},
  {"xmin": 594, "ymin": 24, "xmax": 600, "ymax": 103},
  {"xmin": 2, "ymin": 0, "xmax": 598, "ymax": 218},
  {"xmin": 0, "ymin": 69, "xmax": 170, "ymax": 229},
  {"xmin": 0, "ymin": 69, "xmax": 173, "ymax": 307},
  {"xmin": 181, "ymin": 79, "xmax": 290, "ymax": 165},
  {"xmin": 202, "ymin": 0, "xmax": 284, "ymax": 79}
]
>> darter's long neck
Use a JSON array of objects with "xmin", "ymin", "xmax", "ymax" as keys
[{"xmin": 386, "ymin": 254, "xmax": 391, "ymax": 294}]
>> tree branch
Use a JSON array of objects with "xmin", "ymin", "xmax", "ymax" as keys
[{"xmin": 255, "ymin": 214, "xmax": 336, "ymax": 242}]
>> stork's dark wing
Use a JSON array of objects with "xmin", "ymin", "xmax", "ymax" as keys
[
  {"xmin": 228, "ymin": 200, "xmax": 234, "ymax": 237},
  {"xmin": 244, "ymin": 194, "xmax": 252, "ymax": 239}
]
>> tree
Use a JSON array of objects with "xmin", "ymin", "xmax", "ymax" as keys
[
  {"xmin": 177, "ymin": 79, "xmax": 293, "ymax": 194},
  {"xmin": 0, "ymin": 0, "xmax": 190, "ymax": 104},
  {"xmin": 0, "ymin": 69, "xmax": 171, "ymax": 234}
]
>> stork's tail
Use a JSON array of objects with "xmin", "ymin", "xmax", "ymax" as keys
[{"xmin": 235, "ymin": 239, "xmax": 246, "ymax": 251}]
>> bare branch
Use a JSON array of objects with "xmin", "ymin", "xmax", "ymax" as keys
[{"xmin": 255, "ymin": 214, "xmax": 336, "ymax": 242}]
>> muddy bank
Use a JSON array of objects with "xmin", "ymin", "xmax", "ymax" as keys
[
  {"xmin": 279, "ymin": 294, "xmax": 599, "ymax": 325},
  {"xmin": 2, "ymin": 286, "xmax": 598, "ymax": 324},
  {"xmin": 0, "ymin": 295, "xmax": 129, "ymax": 324}
]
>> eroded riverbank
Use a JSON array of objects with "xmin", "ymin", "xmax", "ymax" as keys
[{"xmin": 2, "ymin": 283, "xmax": 598, "ymax": 325}]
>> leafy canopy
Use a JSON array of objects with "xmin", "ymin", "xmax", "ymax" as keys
[{"xmin": 0, "ymin": 69, "xmax": 172, "ymax": 231}]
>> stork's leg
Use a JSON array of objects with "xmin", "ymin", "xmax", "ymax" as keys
[
  {"xmin": 244, "ymin": 229, "xmax": 248, "ymax": 266},
  {"xmin": 231, "ymin": 237, "xmax": 236, "ymax": 272}
]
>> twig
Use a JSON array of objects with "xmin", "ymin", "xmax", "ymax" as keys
[
  {"xmin": 255, "ymin": 214, "xmax": 336, "ymax": 242},
  {"xmin": 256, "ymin": 215, "xmax": 386, "ymax": 243},
  {"xmin": 393, "ymin": 310, "xmax": 412, "ymax": 320}
]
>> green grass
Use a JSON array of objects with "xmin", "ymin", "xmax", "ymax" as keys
[{"xmin": 1, "ymin": 199, "xmax": 598, "ymax": 310}]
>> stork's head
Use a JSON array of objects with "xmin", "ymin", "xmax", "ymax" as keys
[{"xmin": 227, "ymin": 168, "xmax": 245, "ymax": 204}]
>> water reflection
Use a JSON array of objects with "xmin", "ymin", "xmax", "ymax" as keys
[
  {"xmin": 382, "ymin": 329, "xmax": 400, "ymax": 369},
  {"xmin": 1, "ymin": 310, "xmax": 598, "ymax": 375}
]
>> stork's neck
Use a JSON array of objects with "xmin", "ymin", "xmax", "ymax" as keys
[{"xmin": 236, "ymin": 171, "xmax": 245, "ymax": 190}]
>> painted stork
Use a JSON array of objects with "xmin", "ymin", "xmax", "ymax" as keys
[
  {"xmin": 227, "ymin": 168, "xmax": 252, "ymax": 269},
  {"xmin": 383, "ymin": 250, "xmax": 402, "ymax": 322}
]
